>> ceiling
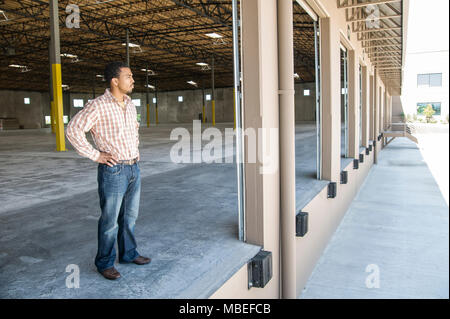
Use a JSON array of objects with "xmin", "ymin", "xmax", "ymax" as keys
[
  {"xmin": 0, "ymin": 0, "xmax": 402, "ymax": 94},
  {"xmin": 0, "ymin": 0, "xmax": 316, "ymax": 94},
  {"xmin": 338, "ymin": 0, "xmax": 404, "ymax": 93}
]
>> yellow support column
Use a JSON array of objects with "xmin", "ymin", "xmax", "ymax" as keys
[
  {"xmin": 50, "ymin": 0, "xmax": 66, "ymax": 151},
  {"xmin": 52, "ymin": 64, "xmax": 66, "ymax": 151}
]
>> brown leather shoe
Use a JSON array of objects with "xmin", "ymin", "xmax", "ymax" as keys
[
  {"xmin": 100, "ymin": 267, "xmax": 121, "ymax": 280},
  {"xmin": 132, "ymin": 256, "xmax": 151, "ymax": 265}
]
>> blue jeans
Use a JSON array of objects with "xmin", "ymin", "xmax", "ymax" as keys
[{"xmin": 95, "ymin": 162, "xmax": 141, "ymax": 272}]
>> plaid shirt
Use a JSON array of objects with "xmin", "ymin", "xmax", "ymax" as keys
[{"xmin": 66, "ymin": 88, "xmax": 140, "ymax": 162}]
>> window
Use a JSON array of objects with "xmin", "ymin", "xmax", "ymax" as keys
[
  {"xmin": 417, "ymin": 102, "xmax": 441, "ymax": 116},
  {"xmin": 206, "ymin": 94, "xmax": 211, "ymax": 101},
  {"xmin": 45, "ymin": 116, "xmax": 51, "ymax": 125},
  {"xmin": 63, "ymin": 116, "xmax": 69, "ymax": 124},
  {"xmin": 24, "ymin": 98, "xmax": 30, "ymax": 104},
  {"xmin": 417, "ymin": 73, "xmax": 442, "ymax": 88},
  {"xmin": 303, "ymin": 89, "xmax": 310, "ymax": 96},
  {"xmin": 132, "ymin": 99, "xmax": 141, "ymax": 107},
  {"xmin": 153, "ymin": 97, "xmax": 157, "ymax": 104},
  {"xmin": 430, "ymin": 73, "xmax": 442, "ymax": 87},
  {"xmin": 178, "ymin": 96, "xmax": 183, "ymax": 102},
  {"xmin": 73, "ymin": 99, "xmax": 84, "ymax": 108},
  {"xmin": 137, "ymin": 114, "xmax": 141, "ymax": 122}
]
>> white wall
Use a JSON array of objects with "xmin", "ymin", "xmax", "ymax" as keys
[
  {"xmin": 401, "ymin": 51, "xmax": 449, "ymax": 119},
  {"xmin": 401, "ymin": 0, "xmax": 449, "ymax": 119}
]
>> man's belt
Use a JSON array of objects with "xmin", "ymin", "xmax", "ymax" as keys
[{"xmin": 117, "ymin": 158, "xmax": 138, "ymax": 165}]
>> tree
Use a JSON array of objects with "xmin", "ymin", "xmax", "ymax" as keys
[{"xmin": 423, "ymin": 104, "xmax": 435, "ymax": 123}]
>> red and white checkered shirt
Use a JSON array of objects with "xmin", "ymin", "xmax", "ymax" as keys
[{"xmin": 66, "ymin": 88, "xmax": 140, "ymax": 162}]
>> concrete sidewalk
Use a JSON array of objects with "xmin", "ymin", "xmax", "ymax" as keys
[{"xmin": 300, "ymin": 137, "xmax": 449, "ymax": 299}]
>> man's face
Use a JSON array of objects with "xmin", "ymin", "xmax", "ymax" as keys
[{"xmin": 115, "ymin": 67, "xmax": 134, "ymax": 94}]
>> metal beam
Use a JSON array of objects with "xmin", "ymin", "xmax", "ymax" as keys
[
  {"xmin": 232, "ymin": 0, "xmax": 245, "ymax": 243},
  {"xmin": 360, "ymin": 35, "xmax": 402, "ymax": 42},
  {"xmin": 369, "ymin": 50, "xmax": 402, "ymax": 55},
  {"xmin": 357, "ymin": 26, "xmax": 401, "ymax": 33},
  {"xmin": 376, "ymin": 66, "xmax": 402, "ymax": 70},
  {"xmin": 338, "ymin": 0, "xmax": 401, "ymax": 9},
  {"xmin": 170, "ymin": 0, "xmax": 232, "ymax": 29},
  {"xmin": 347, "ymin": 14, "xmax": 401, "ymax": 23},
  {"xmin": 362, "ymin": 43, "xmax": 401, "ymax": 49}
]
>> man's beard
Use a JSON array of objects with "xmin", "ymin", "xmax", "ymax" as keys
[{"xmin": 119, "ymin": 86, "xmax": 133, "ymax": 94}]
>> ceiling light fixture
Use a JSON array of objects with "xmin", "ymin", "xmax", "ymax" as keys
[
  {"xmin": 206, "ymin": 33, "xmax": 226, "ymax": 45},
  {"xmin": 187, "ymin": 80, "xmax": 198, "ymax": 87},
  {"xmin": 141, "ymin": 68, "xmax": 157, "ymax": 75},
  {"xmin": 61, "ymin": 53, "xmax": 78, "ymax": 58},
  {"xmin": 122, "ymin": 43, "xmax": 140, "ymax": 48},
  {"xmin": 205, "ymin": 33, "xmax": 223, "ymax": 39},
  {"xmin": 196, "ymin": 62, "xmax": 211, "ymax": 71},
  {"xmin": 9, "ymin": 64, "xmax": 31, "ymax": 72}
]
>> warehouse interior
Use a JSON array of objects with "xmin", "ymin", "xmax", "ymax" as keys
[
  {"xmin": 0, "ymin": 0, "xmax": 256, "ymax": 299},
  {"xmin": 2, "ymin": 0, "xmax": 442, "ymax": 300},
  {"xmin": 293, "ymin": 1, "xmax": 329, "ymax": 210}
]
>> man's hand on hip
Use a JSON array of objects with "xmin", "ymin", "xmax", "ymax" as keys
[{"xmin": 96, "ymin": 152, "xmax": 118, "ymax": 167}]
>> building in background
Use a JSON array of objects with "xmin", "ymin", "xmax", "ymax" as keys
[{"xmin": 401, "ymin": 0, "xmax": 449, "ymax": 122}]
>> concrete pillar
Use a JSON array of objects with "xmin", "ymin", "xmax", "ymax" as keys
[
  {"xmin": 320, "ymin": 17, "xmax": 340, "ymax": 182},
  {"xmin": 278, "ymin": 0, "xmax": 296, "ymax": 300},
  {"xmin": 361, "ymin": 65, "xmax": 370, "ymax": 147},
  {"xmin": 387, "ymin": 93, "xmax": 390, "ymax": 128},
  {"xmin": 348, "ymin": 50, "xmax": 359, "ymax": 158},
  {"xmin": 374, "ymin": 71, "xmax": 379, "ymax": 138},
  {"xmin": 241, "ymin": 0, "xmax": 279, "ymax": 297},
  {"xmin": 381, "ymin": 87, "xmax": 385, "ymax": 132},
  {"xmin": 49, "ymin": 0, "xmax": 66, "ymax": 151},
  {"xmin": 369, "ymin": 73, "xmax": 375, "ymax": 141},
  {"xmin": 373, "ymin": 71, "xmax": 379, "ymax": 163},
  {"xmin": 377, "ymin": 85, "xmax": 384, "ymax": 136},
  {"xmin": 384, "ymin": 91, "xmax": 389, "ymax": 130}
]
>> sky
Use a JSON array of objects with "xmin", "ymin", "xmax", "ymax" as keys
[{"xmin": 406, "ymin": 0, "xmax": 450, "ymax": 53}]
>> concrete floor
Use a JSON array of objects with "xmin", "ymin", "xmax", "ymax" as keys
[
  {"xmin": 0, "ymin": 122, "xmax": 326, "ymax": 298},
  {"xmin": 300, "ymin": 137, "xmax": 449, "ymax": 299}
]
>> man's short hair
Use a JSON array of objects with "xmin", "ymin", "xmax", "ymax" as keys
[{"xmin": 104, "ymin": 61, "xmax": 128, "ymax": 85}]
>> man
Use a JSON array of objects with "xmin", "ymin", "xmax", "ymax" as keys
[{"xmin": 66, "ymin": 61, "xmax": 150, "ymax": 280}]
